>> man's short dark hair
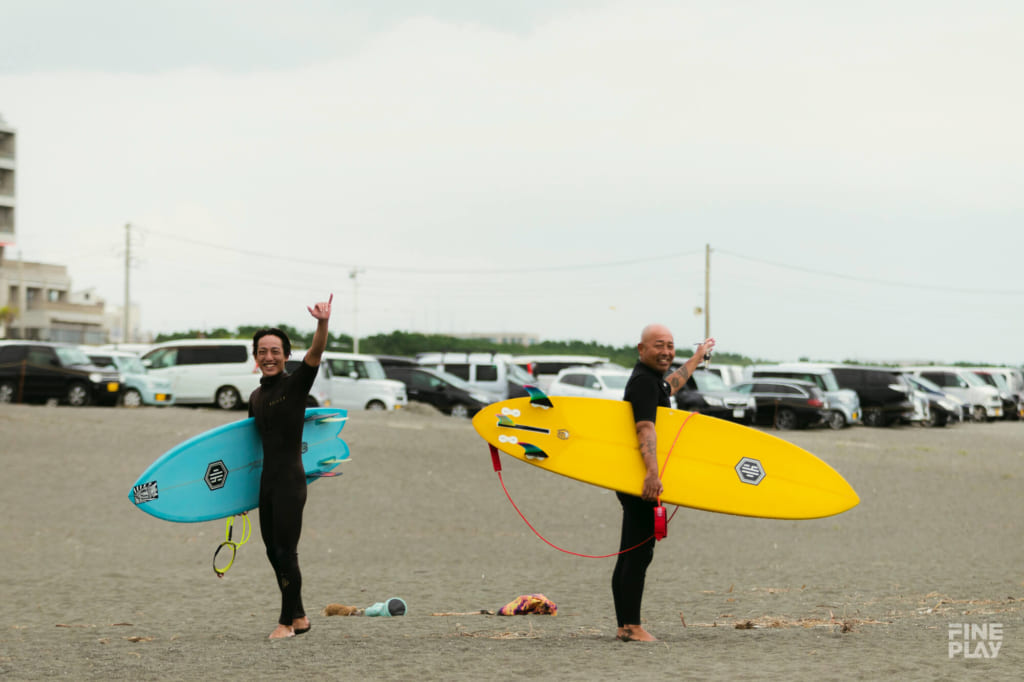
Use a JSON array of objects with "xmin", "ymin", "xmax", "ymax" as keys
[{"xmin": 252, "ymin": 327, "xmax": 291, "ymax": 357}]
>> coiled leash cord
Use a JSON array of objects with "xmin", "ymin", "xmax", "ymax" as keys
[
  {"xmin": 213, "ymin": 512, "xmax": 251, "ymax": 578},
  {"xmin": 492, "ymin": 411, "xmax": 697, "ymax": 558}
]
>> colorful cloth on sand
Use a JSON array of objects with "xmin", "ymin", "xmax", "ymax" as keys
[{"xmin": 497, "ymin": 594, "xmax": 557, "ymax": 616}]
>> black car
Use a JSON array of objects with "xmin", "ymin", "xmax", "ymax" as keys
[
  {"xmin": 0, "ymin": 340, "xmax": 122, "ymax": 406},
  {"xmin": 730, "ymin": 378, "xmax": 829, "ymax": 430},
  {"xmin": 829, "ymin": 365, "xmax": 915, "ymax": 427},
  {"xmin": 673, "ymin": 370, "xmax": 756, "ymax": 425},
  {"xmin": 383, "ymin": 366, "xmax": 491, "ymax": 418}
]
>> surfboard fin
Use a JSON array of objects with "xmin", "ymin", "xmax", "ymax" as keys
[
  {"xmin": 524, "ymin": 385, "xmax": 553, "ymax": 409},
  {"xmin": 519, "ymin": 442, "xmax": 548, "ymax": 461}
]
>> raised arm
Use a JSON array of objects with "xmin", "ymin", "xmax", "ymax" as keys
[
  {"xmin": 665, "ymin": 337, "xmax": 716, "ymax": 396},
  {"xmin": 304, "ymin": 294, "xmax": 332, "ymax": 367}
]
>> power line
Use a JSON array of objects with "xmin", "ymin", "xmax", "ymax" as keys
[
  {"xmin": 137, "ymin": 226, "xmax": 701, "ymax": 274},
  {"xmin": 717, "ymin": 249, "xmax": 1024, "ymax": 296}
]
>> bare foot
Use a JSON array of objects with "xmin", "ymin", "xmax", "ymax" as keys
[
  {"xmin": 293, "ymin": 616, "xmax": 310, "ymax": 635},
  {"xmin": 268, "ymin": 624, "xmax": 295, "ymax": 639},
  {"xmin": 617, "ymin": 624, "xmax": 657, "ymax": 642}
]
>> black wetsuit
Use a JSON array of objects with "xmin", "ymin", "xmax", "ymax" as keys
[
  {"xmin": 612, "ymin": 360, "xmax": 670, "ymax": 627},
  {"xmin": 248, "ymin": 361, "xmax": 318, "ymax": 627}
]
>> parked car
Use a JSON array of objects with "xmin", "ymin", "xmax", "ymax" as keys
[
  {"xmin": 384, "ymin": 366, "xmax": 492, "ymax": 418},
  {"xmin": 85, "ymin": 348, "xmax": 174, "ymax": 407},
  {"xmin": 673, "ymin": 370, "xmax": 757, "ymax": 425},
  {"xmin": 284, "ymin": 350, "xmax": 333, "ymax": 407},
  {"xmin": 512, "ymin": 355, "xmax": 610, "ymax": 391},
  {"xmin": 321, "ymin": 351, "xmax": 408, "ymax": 411},
  {"xmin": 902, "ymin": 367, "xmax": 1003, "ymax": 422},
  {"xmin": 547, "ymin": 366, "xmax": 631, "ymax": 400},
  {"xmin": 141, "ymin": 339, "xmax": 260, "ymax": 410},
  {"xmin": 374, "ymin": 355, "xmax": 419, "ymax": 368},
  {"xmin": 745, "ymin": 363, "xmax": 861, "ymax": 429},
  {"xmin": 827, "ymin": 365, "xmax": 915, "ymax": 427},
  {"xmin": 969, "ymin": 369, "xmax": 1022, "ymax": 420},
  {"xmin": 900, "ymin": 372, "xmax": 964, "ymax": 427},
  {"xmin": 0, "ymin": 340, "xmax": 122, "ymax": 406},
  {"xmin": 416, "ymin": 352, "xmax": 534, "ymax": 401},
  {"xmin": 730, "ymin": 378, "xmax": 829, "ymax": 430},
  {"xmin": 669, "ymin": 359, "xmax": 745, "ymax": 386}
]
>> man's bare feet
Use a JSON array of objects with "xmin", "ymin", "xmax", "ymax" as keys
[
  {"xmin": 268, "ymin": 624, "xmax": 295, "ymax": 639},
  {"xmin": 293, "ymin": 616, "xmax": 311, "ymax": 635},
  {"xmin": 616, "ymin": 624, "xmax": 657, "ymax": 642}
]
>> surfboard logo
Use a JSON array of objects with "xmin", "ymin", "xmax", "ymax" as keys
[
  {"xmin": 205, "ymin": 460, "xmax": 228, "ymax": 491},
  {"xmin": 133, "ymin": 480, "xmax": 159, "ymax": 504},
  {"xmin": 735, "ymin": 457, "xmax": 766, "ymax": 485}
]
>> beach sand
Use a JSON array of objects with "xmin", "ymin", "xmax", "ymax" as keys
[{"xmin": 1, "ymin": 403, "xmax": 1021, "ymax": 680}]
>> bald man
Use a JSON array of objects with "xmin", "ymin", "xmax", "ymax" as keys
[{"xmin": 613, "ymin": 324, "xmax": 715, "ymax": 642}]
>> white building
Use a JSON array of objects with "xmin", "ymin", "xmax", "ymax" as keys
[{"xmin": 0, "ymin": 113, "xmax": 125, "ymax": 344}]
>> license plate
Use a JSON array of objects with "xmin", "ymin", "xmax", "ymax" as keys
[
  {"xmin": 155, "ymin": 393, "xmax": 168, "ymax": 402},
  {"xmin": 107, "ymin": 383, "xmax": 120, "ymax": 392},
  {"xmin": 732, "ymin": 408, "xmax": 744, "ymax": 418}
]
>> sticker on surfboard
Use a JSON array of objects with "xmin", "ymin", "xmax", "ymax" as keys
[
  {"xmin": 133, "ymin": 480, "xmax": 159, "ymax": 504},
  {"xmin": 735, "ymin": 457, "xmax": 766, "ymax": 485}
]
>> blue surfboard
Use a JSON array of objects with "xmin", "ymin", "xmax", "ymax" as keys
[{"xmin": 129, "ymin": 407, "xmax": 349, "ymax": 523}]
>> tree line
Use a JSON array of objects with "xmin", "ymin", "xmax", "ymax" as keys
[{"xmin": 153, "ymin": 327, "xmax": 756, "ymax": 368}]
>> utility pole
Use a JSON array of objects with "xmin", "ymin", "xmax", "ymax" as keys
[
  {"xmin": 123, "ymin": 223, "xmax": 131, "ymax": 344},
  {"xmin": 350, "ymin": 267, "xmax": 364, "ymax": 353},
  {"xmin": 704, "ymin": 243, "xmax": 711, "ymax": 339}
]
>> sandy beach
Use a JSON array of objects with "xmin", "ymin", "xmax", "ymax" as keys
[{"xmin": 1, "ymin": 403, "xmax": 1021, "ymax": 680}]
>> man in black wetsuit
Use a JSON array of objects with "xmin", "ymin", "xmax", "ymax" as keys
[
  {"xmin": 248, "ymin": 294, "xmax": 332, "ymax": 639},
  {"xmin": 614, "ymin": 324, "xmax": 715, "ymax": 642}
]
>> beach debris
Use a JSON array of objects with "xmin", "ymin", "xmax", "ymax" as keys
[
  {"xmin": 497, "ymin": 594, "xmax": 557, "ymax": 616},
  {"xmin": 124, "ymin": 636, "xmax": 155, "ymax": 643},
  {"xmin": 431, "ymin": 610, "xmax": 495, "ymax": 616},
  {"xmin": 322, "ymin": 604, "xmax": 364, "ymax": 616},
  {"xmin": 680, "ymin": 612, "xmax": 687, "ymax": 627},
  {"xmin": 366, "ymin": 597, "xmax": 407, "ymax": 617}
]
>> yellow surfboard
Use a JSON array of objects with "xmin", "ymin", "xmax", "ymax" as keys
[{"xmin": 472, "ymin": 394, "xmax": 859, "ymax": 520}]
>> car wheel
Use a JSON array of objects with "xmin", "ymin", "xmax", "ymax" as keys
[
  {"xmin": 0, "ymin": 381, "xmax": 16, "ymax": 403},
  {"xmin": 121, "ymin": 388, "xmax": 143, "ymax": 408},
  {"xmin": 827, "ymin": 411, "xmax": 846, "ymax": 430},
  {"xmin": 449, "ymin": 402, "xmax": 470, "ymax": 419},
  {"xmin": 67, "ymin": 382, "xmax": 92, "ymax": 407},
  {"xmin": 971, "ymin": 406, "xmax": 987, "ymax": 423},
  {"xmin": 775, "ymin": 408, "xmax": 798, "ymax": 430},
  {"xmin": 925, "ymin": 410, "xmax": 947, "ymax": 428},
  {"xmin": 215, "ymin": 386, "xmax": 241, "ymax": 410},
  {"xmin": 366, "ymin": 400, "xmax": 386, "ymax": 411}
]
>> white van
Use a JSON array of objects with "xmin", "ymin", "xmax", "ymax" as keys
[
  {"xmin": 141, "ymin": 339, "xmax": 260, "ymax": 410},
  {"xmin": 902, "ymin": 366, "xmax": 1003, "ymax": 421},
  {"xmin": 321, "ymin": 351, "xmax": 408, "ymax": 411},
  {"xmin": 415, "ymin": 352, "xmax": 534, "ymax": 401}
]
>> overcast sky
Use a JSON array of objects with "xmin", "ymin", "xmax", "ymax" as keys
[{"xmin": 2, "ymin": 1, "xmax": 1022, "ymax": 364}]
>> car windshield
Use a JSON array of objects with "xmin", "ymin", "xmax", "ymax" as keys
[
  {"xmin": 961, "ymin": 372, "xmax": 988, "ymax": 388},
  {"xmin": 507, "ymin": 362, "xmax": 534, "ymax": 384},
  {"xmin": 434, "ymin": 370, "xmax": 474, "ymax": 391},
  {"xmin": 116, "ymin": 355, "xmax": 146, "ymax": 374},
  {"xmin": 55, "ymin": 346, "xmax": 92, "ymax": 366},
  {"xmin": 908, "ymin": 375, "xmax": 943, "ymax": 394},
  {"xmin": 600, "ymin": 373, "xmax": 629, "ymax": 390},
  {"xmin": 363, "ymin": 360, "xmax": 387, "ymax": 380},
  {"xmin": 984, "ymin": 373, "xmax": 1009, "ymax": 391},
  {"xmin": 692, "ymin": 371, "xmax": 727, "ymax": 391}
]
